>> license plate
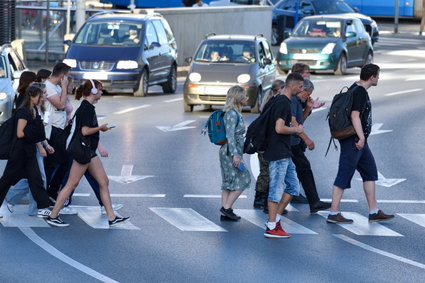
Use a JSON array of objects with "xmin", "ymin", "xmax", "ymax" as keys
[
  {"xmin": 204, "ymin": 86, "xmax": 229, "ymax": 95},
  {"xmin": 83, "ymin": 72, "xmax": 108, "ymax": 80},
  {"xmin": 293, "ymin": 53, "xmax": 314, "ymax": 60}
]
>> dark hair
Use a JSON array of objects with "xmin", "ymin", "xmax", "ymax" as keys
[
  {"xmin": 52, "ymin": 62, "xmax": 71, "ymax": 77},
  {"xmin": 291, "ymin": 63, "xmax": 310, "ymax": 74},
  {"xmin": 75, "ymin": 79, "xmax": 102, "ymax": 100},
  {"xmin": 285, "ymin": 73, "xmax": 304, "ymax": 86},
  {"xmin": 19, "ymin": 85, "xmax": 43, "ymax": 114},
  {"xmin": 36, "ymin": 69, "xmax": 52, "ymax": 82},
  {"xmin": 17, "ymin": 71, "xmax": 37, "ymax": 94},
  {"xmin": 360, "ymin": 64, "xmax": 380, "ymax": 81}
]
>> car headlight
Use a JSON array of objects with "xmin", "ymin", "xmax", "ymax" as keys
[
  {"xmin": 189, "ymin": 72, "xmax": 201, "ymax": 82},
  {"xmin": 63, "ymin": 59, "xmax": 77, "ymax": 68},
  {"xmin": 322, "ymin": 43, "xmax": 336, "ymax": 55},
  {"xmin": 116, "ymin": 60, "xmax": 138, "ymax": 69},
  {"xmin": 279, "ymin": 43, "xmax": 288, "ymax": 54},
  {"xmin": 237, "ymin": 74, "xmax": 250, "ymax": 84},
  {"xmin": 0, "ymin": 92, "xmax": 8, "ymax": 100}
]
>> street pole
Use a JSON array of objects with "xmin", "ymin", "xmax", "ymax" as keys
[
  {"xmin": 66, "ymin": 0, "xmax": 71, "ymax": 34},
  {"xmin": 46, "ymin": 0, "xmax": 50, "ymax": 64},
  {"xmin": 76, "ymin": 0, "xmax": 85, "ymax": 32},
  {"xmin": 394, "ymin": 0, "xmax": 399, "ymax": 34}
]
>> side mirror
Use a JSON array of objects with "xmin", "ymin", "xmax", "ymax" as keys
[
  {"xmin": 185, "ymin": 57, "xmax": 192, "ymax": 64},
  {"xmin": 150, "ymin": 42, "xmax": 161, "ymax": 49},
  {"xmin": 345, "ymin": 31, "xmax": 357, "ymax": 38},
  {"xmin": 64, "ymin": 40, "xmax": 72, "ymax": 46},
  {"xmin": 262, "ymin": 58, "xmax": 272, "ymax": 65}
]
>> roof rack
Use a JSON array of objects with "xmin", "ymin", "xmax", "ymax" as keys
[
  {"xmin": 88, "ymin": 10, "xmax": 131, "ymax": 20},
  {"xmin": 205, "ymin": 33, "xmax": 216, "ymax": 39}
]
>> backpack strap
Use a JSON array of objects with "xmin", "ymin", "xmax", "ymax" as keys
[{"xmin": 325, "ymin": 137, "xmax": 338, "ymax": 157}]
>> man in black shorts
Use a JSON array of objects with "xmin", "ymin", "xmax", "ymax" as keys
[{"xmin": 327, "ymin": 64, "xmax": 394, "ymax": 224}]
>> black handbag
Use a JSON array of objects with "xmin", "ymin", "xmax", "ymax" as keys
[
  {"xmin": 0, "ymin": 116, "xmax": 16, "ymax": 159},
  {"xmin": 66, "ymin": 104, "xmax": 92, "ymax": 164}
]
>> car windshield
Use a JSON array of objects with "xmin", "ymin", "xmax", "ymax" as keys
[
  {"xmin": 311, "ymin": 0, "xmax": 354, "ymax": 14},
  {"xmin": 194, "ymin": 40, "xmax": 256, "ymax": 64},
  {"xmin": 0, "ymin": 56, "xmax": 6, "ymax": 78},
  {"xmin": 293, "ymin": 19, "xmax": 342, "ymax": 38},
  {"xmin": 74, "ymin": 21, "xmax": 143, "ymax": 46}
]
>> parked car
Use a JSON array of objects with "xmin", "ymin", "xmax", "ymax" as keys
[
  {"xmin": 184, "ymin": 34, "xmax": 275, "ymax": 113},
  {"xmin": 63, "ymin": 12, "xmax": 178, "ymax": 97},
  {"xmin": 272, "ymin": 0, "xmax": 379, "ymax": 45},
  {"xmin": 277, "ymin": 15, "xmax": 373, "ymax": 75},
  {"xmin": 0, "ymin": 44, "xmax": 27, "ymax": 124}
]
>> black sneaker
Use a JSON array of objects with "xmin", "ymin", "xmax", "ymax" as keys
[
  {"xmin": 369, "ymin": 210, "xmax": 395, "ymax": 222},
  {"xmin": 46, "ymin": 216, "xmax": 70, "ymax": 227},
  {"xmin": 291, "ymin": 194, "xmax": 309, "ymax": 204},
  {"xmin": 310, "ymin": 201, "xmax": 332, "ymax": 213},
  {"xmin": 220, "ymin": 215, "xmax": 238, "ymax": 222},
  {"xmin": 109, "ymin": 216, "xmax": 130, "ymax": 226},
  {"xmin": 327, "ymin": 213, "xmax": 353, "ymax": 224},
  {"xmin": 220, "ymin": 207, "xmax": 241, "ymax": 221}
]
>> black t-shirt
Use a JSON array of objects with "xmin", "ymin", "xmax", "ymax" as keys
[
  {"xmin": 76, "ymin": 100, "xmax": 99, "ymax": 152},
  {"xmin": 264, "ymin": 95, "xmax": 293, "ymax": 161},
  {"xmin": 16, "ymin": 107, "xmax": 45, "ymax": 156},
  {"xmin": 350, "ymin": 83, "xmax": 372, "ymax": 138}
]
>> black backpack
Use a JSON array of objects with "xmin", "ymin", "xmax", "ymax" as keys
[
  {"xmin": 327, "ymin": 85, "xmax": 359, "ymax": 140},
  {"xmin": 0, "ymin": 116, "xmax": 16, "ymax": 159},
  {"xmin": 243, "ymin": 100, "xmax": 274, "ymax": 154}
]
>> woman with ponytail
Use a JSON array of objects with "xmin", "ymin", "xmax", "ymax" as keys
[{"xmin": 47, "ymin": 79, "xmax": 130, "ymax": 227}]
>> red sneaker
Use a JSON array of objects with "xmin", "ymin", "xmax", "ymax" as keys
[{"xmin": 264, "ymin": 222, "xmax": 291, "ymax": 238}]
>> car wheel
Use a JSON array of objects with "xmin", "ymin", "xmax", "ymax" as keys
[
  {"xmin": 251, "ymin": 88, "xmax": 263, "ymax": 114},
  {"xmin": 271, "ymin": 26, "xmax": 280, "ymax": 46},
  {"xmin": 162, "ymin": 65, "xmax": 177, "ymax": 94},
  {"xmin": 364, "ymin": 50, "xmax": 373, "ymax": 66},
  {"xmin": 184, "ymin": 102, "xmax": 193, "ymax": 112},
  {"xmin": 335, "ymin": 54, "xmax": 347, "ymax": 76},
  {"xmin": 134, "ymin": 69, "xmax": 148, "ymax": 97}
]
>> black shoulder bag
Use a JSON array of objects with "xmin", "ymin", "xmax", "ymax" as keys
[{"xmin": 66, "ymin": 104, "xmax": 92, "ymax": 164}]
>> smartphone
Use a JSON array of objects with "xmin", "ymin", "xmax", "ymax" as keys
[{"xmin": 107, "ymin": 125, "xmax": 116, "ymax": 129}]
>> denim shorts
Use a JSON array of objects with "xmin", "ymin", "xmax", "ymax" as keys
[
  {"xmin": 268, "ymin": 158, "xmax": 300, "ymax": 202},
  {"xmin": 334, "ymin": 136, "xmax": 378, "ymax": 190}
]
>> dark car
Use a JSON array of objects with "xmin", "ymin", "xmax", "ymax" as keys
[
  {"xmin": 277, "ymin": 15, "xmax": 373, "ymax": 75},
  {"xmin": 64, "ymin": 12, "xmax": 177, "ymax": 97},
  {"xmin": 272, "ymin": 0, "xmax": 379, "ymax": 45},
  {"xmin": 184, "ymin": 34, "xmax": 275, "ymax": 113}
]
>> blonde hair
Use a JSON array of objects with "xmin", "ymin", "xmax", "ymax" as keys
[
  {"xmin": 260, "ymin": 79, "xmax": 285, "ymax": 112},
  {"xmin": 223, "ymin": 85, "xmax": 246, "ymax": 113}
]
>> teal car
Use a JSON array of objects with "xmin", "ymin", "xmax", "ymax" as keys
[{"xmin": 277, "ymin": 15, "xmax": 373, "ymax": 75}]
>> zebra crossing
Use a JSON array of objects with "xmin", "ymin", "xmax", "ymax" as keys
[{"xmin": 2, "ymin": 204, "xmax": 425, "ymax": 237}]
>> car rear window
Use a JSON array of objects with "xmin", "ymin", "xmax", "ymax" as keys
[
  {"xmin": 194, "ymin": 40, "xmax": 256, "ymax": 64},
  {"xmin": 74, "ymin": 21, "xmax": 144, "ymax": 46}
]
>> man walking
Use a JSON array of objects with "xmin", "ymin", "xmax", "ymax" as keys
[
  {"xmin": 263, "ymin": 73, "xmax": 304, "ymax": 238},
  {"xmin": 327, "ymin": 64, "xmax": 394, "ymax": 224}
]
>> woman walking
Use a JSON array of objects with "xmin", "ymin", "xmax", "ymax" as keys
[
  {"xmin": 46, "ymin": 79, "xmax": 129, "ymax": 227},
  {"xmin": 0, "ymin": 85, "xmax": 51, "ymax": 217},
  {"xmin": 219, "ymin": 86, "xmax": 251, "ymax": 221}
]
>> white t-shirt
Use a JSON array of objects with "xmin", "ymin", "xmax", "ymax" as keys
[{"xmin": 44, "ymin": 80, "xmax": 66, "ymax": 131}]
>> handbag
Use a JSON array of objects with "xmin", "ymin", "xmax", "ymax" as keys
[
  {"xmin": 66, "ymin": 104, "xmax": 92, "ymax": 164},
  {"xmin": 0, "ymin": 116, "xmax": 16, "ymax": 159}
]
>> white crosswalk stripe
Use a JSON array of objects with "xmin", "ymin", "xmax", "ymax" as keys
[
  {"xmin": 397, "ymin": 214, "xmax": 425, "ymax": 228},
  {"xmin": 234, "ymin": 209, "xmax": 317, "ymax": 235},
  {"xmin": 72, "ymin": 206, "xmax": 140, "ymax": 230},
  {"xmin": 318, "ymin": 212, "xmax": 402, "ymax": 237},
  {"xmin": 150, "ymin": 207, "xmax": 227, "ymax": 232}
]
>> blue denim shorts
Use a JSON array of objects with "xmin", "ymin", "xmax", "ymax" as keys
[
  {"xmin": 268, "ymin": 158, "xmax": 300, "ymax": 202},
  {"xmin": 334, "ymin": 136, "xmax": 378, "ymax": 190}
]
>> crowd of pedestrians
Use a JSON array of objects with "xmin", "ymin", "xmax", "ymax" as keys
[{"xmin": 0, "ymin": 63, "xmax": 130, "ymax": 227}]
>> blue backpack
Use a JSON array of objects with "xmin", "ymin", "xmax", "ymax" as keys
[{"xmin": 203, "ymin": 110, "xmax": 239, "ymax": 145}]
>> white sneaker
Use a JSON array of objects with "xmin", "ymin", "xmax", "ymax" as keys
[
  {"xmin": 37, "ymin": 208, "xmax": 51, "ymax": 218},
  {"xmin": 6, "ymin": 202, "xmax": 14, "ymax": 213},
  {"xmin": 59, "ymin": 206, "xmax": 78, "ymax": 215},
  {"xmin": 100, "ymin": 203, "xmax": 124, "ymax": 215}
]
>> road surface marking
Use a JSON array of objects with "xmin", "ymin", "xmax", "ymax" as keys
[
  {"xmin": 114, "ymin": 104, "xmax": 151, "ymax": 114},
  {"xmin": 73, "ymin": 193, "xmax": 91, "ymax": 197},
  {"xmin": 73, "ymin": 206, "xmax": 139, "ymax": 230},
  {"xmin": 110, "ymin": 194, "xmax": 166, "ymax": 198},
  {"xmin": 321, "ymin": 198, "xmax": 359, "ymax": 203},
  {"xmin": 384, "ymin": 88, "xmax": 422, "ymax": 96},
  {"xmin": 0, "ymin": 205, "xmax": 49, "ymax": 227},
  {"xmin": 379, "ymin": 200, "xmax": 425, "ymax": 204},
  {"xmin": 156, "ymin": 120, "xmax": 196, "ymax": 132},
  {"xmin": 20, "ymin": 227, "xmax": 119, "ymax": 282},
  {"xmin": 334, "ymin": 234, "xmax": 425, "ymax": 270},
  {"xmin": 183, "ymin": 194, "xmax": 247, "ymax": 198},
  {"xmin": 234, "ymin": 209, "xmax": 317, "ymax": 234},
  {"xmin": 108, "ymin": 164, "xmax": 154, "ymax": 184},
  {"xmin": 150, "ymin": 207, "xmax": 226, "ymax": 232},
  {"xmin": 164, "ymin": 98, "xmax": 183, "ymax": 103},
  {"xmin": 318, "ymin": 212, "xmax": 402, "ymax": 236},
  {"xmin": 397, "ymin": 214, "xmax": 425, "ymax": 228}
]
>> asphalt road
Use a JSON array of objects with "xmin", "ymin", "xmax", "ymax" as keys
[{"xmin": 1, "ymin": 33, "xmax": 425, "ymax": 282}]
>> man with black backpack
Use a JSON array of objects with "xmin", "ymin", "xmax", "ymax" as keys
[{"xmin": 327, "ymin": 64, "xmax": 394, "ymax": 224}]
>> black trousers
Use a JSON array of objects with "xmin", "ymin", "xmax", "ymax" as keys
[
  {"xmin": 291, "ymin": 144, "xmax": 320, "ymax": 206},
  {"xmin": 0, "ymin": 145, "xmax": 49, "ymax": 209}
]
